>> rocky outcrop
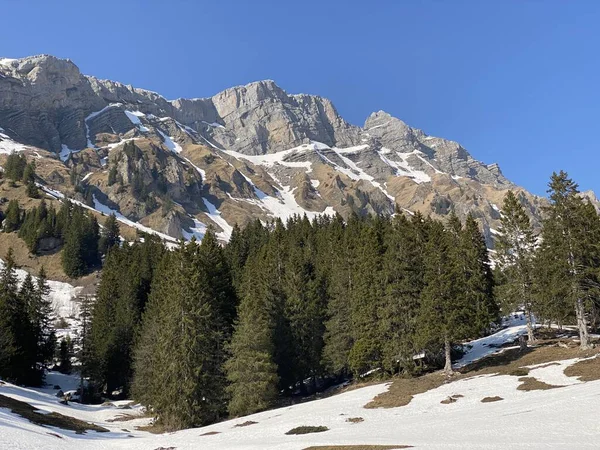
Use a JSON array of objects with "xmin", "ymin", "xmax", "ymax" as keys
[{"xmin": 0, "ymin": 54, "xmax": 567, "ymax": 244}]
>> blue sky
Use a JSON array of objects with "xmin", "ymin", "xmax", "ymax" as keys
[{"xmin": 1, "ymin": 0, "xmax": 599, "ymax": 196}]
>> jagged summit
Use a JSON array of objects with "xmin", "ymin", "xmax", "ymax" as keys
[{"xmin": 0, "ymin": 54, "xmax": 540, "ymax": 245}]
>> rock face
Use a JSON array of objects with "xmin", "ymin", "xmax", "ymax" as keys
[{"xmin": 0, "ymin": 54, "xmax": 556, "ymax": 244}]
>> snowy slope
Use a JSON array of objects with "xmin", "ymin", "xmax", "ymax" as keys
[
  {"xmin": 0, "ymin": 259, "xmax": 82, "ymax": 318},
  {"xmin": 1, "ymin": 355, "xmax": 599, "ymax": 449}
]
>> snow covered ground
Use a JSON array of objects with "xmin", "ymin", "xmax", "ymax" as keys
[
  {"xmin": 1, "ymin": 317, "xmax": 599, "ymax": 449},
  {"xmin": 0, "ymin": 258, "xmax": 82, "ymax": 319},
  {"xmin": 1, "ymin": 355, "xmax": 599, "ymax": 449}
]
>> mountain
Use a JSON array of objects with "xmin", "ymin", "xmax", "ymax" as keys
[{"xmin": 0, "ymin": 54, "xmax": 548, "ymax": 244}]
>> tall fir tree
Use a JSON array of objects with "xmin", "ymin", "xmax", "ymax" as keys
[
  {"xmin": 495, "ymin": 191, "xmax": 537, "ymax": 342},
  {"xmin": 225, "ymin": 247, "xmax": 280, "ymax": 417},
  {"xmin": 537, "ymin": 171, "xmax": 600, "ymax": 348}
]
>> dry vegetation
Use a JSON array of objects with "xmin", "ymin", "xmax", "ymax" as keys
[
  {"xmin": 0, "ymin": 394, "xmax": 108, "ymax": 434},
  {"xmin": 233, "ymin": 420, "xmax": 258, "ymax": 427},
  {"xmin": 564, "ymin": 356, "xmax": 600, "ymax": 382},
  {"xmin": 481, "ymin": 396, "xmax": 504, "ymax": 403},
  {"xmin": 516, "ymin": 377, "xmax": 559, "ymax": 391},
  {"xmin": 286, "ymin": 425, "xmax": 329, "ymax": 435},
  {"xmin": 345, "ymin": 417, "xmax": 364, "ymax": 423},
  {"xmin": 304, "ymin": 446, "xmax": 412, "ymax": 450},
  {"xmin": 367, "ymin": 340, "xmax": 600, "ymax": 409}
]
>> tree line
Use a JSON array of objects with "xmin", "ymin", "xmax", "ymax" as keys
[
  {"xmin": 84, "ymin": 209, "xmax": 498, "ymax": 429},
  {"xmin": 81, "ymin": 170, "xmax": 600, "ymax": 430},
  {"xmin": 1, "ymin": 169, "xmax": 599, "ymax": 432},
  {"xmin": 0, "ymin": 250, "xmax": 54, "ymax": 386},
  {"xmin": 1, "ymin": 199, "xmax": 120, "ymax": 278}
]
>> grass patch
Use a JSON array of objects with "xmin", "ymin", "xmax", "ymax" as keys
[
  {"xmin": 367, "ymin": 344, "xmax": 600, "ymax": 409},
  {"xmin": 0, "ymin": 394, "xmax": 108, "ymax": 434},
  {"xmin": 304, "ymin": 446, "xmax": 412, "ymax": 450},
  {"xmin": 286, "ymin": 425, "xmax": 329, "ymax": 435},
  {"xmin": 564, "ymin": 357, "xmax": 600, "ymax": 382},
  {"xmin": 440, "ymin": 394, "xmax": 463, "ymax": 404},
  {"xmin": 517, "ymin": 377, "xmax": 559, "ymax": 391},
  {"xmin": 346, "ymin": 417, "xmax": 364, "ymax": 423},
  {"xmin": 106, "ymin": 413, "xmax": 145, "ymax": 423},
  {"xmin": 200, "ymin": 431, "xmax": 221, "ymax": 436},
  {"xmin": 481, "ymin": 396, "xmax": 504, "ymax": 403},
  {"xmin": 234, "ymin": 420, "xmax": 258, "ymax": 427}
]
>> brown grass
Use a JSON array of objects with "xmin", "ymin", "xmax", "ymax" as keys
[
  {"xmin": 564, "ymin": 356, "xmax": 600, "ymax": 382},
  {"xmin": 440, "ymin": 394, "xmax": 463, "ymax": 404},
  {"xmin": 0, "ymin": 394, "xmax": 108, "ymax": 434},
  {"xmin": 346, "ymin": 417, "xmax": 364, "ymax": 423},
  {"xmin": 367, "ymin": 344, "xmax": 600, "ymax": 409},
  {"xmin": 286, "ymin": 425, "xmax": 329, "ymax": 435},
  {"xmin": 234, "ymin": 420, "xmax": 258, "ymax": 427},
  {"xmin": 304, "ymin": 446, "xmax": 412, "ymax": 450},
  {"xmin": 106, "ymin": 413, "xmax": 146, "ymax": 423},
  {"xmin": 481, "ymin": 396, "xmax": 504, "ymax": 403},
  {"xmin": 517, "ymin": 377, "xmax": 559, "ymax": 391}
]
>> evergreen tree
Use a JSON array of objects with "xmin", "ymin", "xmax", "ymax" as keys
[
  {"xmin": 133, "ymin": 242, "xmax": 226, "ymax": 429},
  {"xmin": 348, "ymin": 217, "xmax": 386, "ymax": 376},
  {"xmin": 2, "ymin": 200, "xmax": 22, "ymax": 232},
  {"xmin": 379, "ymin": 213, "xmax": 427, "ymax": 373},
  {"xmin": 0, "ymin": 249, "xmax": 38, "ymax": 384},
  {"xmin": 537, "ymin": 171, "xmax": 600, "ymax": 348},
  {"xmin": 4, "ymin": 152, "xmax": 27, "ymax": 181},
  {"xmin": 58, "ymin": 337, "xmax": 72, "ymax": 374},
  {"xmin": 495, "ymin": 191, "xmax": 537, "ymax": 342},
  {"xmin": 225, "ymin": 248, "xmax": 279, "ymax": 417},
  {"xmin": 99, "ymin": 213, "xmax": 120, "ymax": 254}
]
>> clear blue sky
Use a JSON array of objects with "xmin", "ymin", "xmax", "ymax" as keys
[{"xmin": 1, "ymin": 0, "xmax": 599, "ymax": 196}]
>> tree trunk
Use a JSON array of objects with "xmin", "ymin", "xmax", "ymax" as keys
[
  {"xmin": 575, "ymin": 298, "xmax": 590, "ymax": 349},
  {"xmin": 444, "ymin": 337, "xmax": 454, "ymax": 376},
  {"xmin": 526, "ymin": 309, "xmax": 535, "ymax": 344}
]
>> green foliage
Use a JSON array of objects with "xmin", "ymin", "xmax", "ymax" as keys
[
  {"xmin": 4, "ymin": 152, "xmax": 27, "ymax": 181},
  {"xmin": 0, "ymin": 249, "xmax": 52, "ymax": 385},
  {"xmin": 99, "ymin": 213, "xmax": 120, "ymax": 254},
  {"xmin": 2, "ymin": 200, "xmax": 22, "ymax": 232}
]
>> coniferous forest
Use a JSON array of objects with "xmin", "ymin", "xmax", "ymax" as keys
[{"xmin": 1, "ymin": 170, "xmax": 600, "ymax": 431}]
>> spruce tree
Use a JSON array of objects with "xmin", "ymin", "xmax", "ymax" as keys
[
  {"xmin": 3, "ymin": 200, "xmax": 22, "ymax": 232},
  {"xmin": 538, "ymin": 171, "xmax": 600, "ymax": 348},
  {"xmin": 99, "ymin": 213, "xmax": 120, "ymax": 254},
  {"xmin": 496, "ymin": 191, "xmax": 537, "ymax": 342},
  {"xmin": 225, "ymin": 247, "xmax": 279, "ymax": 417},
  {"xmin": 133, "ymin": 242, "xmax": 226, "ymax": 429}
]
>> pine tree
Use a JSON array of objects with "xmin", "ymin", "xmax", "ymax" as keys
[
  {"xmin": 537, "ymin": 171, "xmax": 600, "ymax": 348},
  {"xmin": 133, "ymin": 243, "xmax": 226, "ymax": 429},
  {"xmin": 495, "ymin": 191, "xmax": 537, "ymax": 342},
  {"xmin": 379, "ymin": 213, "xmax": 427, "ymax": 373},
  {"xmin": 99, "ymin": 213, "xmax": 120, "ymax": 254},
  {"xmin": 58, "ymin": 337, "xmax": 72, "ymax": 374},
  {"xmin": 348, "ymin": 217, "xmax": 386, "ymax": 376},
  {"xmin": 225, "ymin": 248, "xmax": 280, "ymax": 417},
  {"xmin": 2, "ymin": 200, "xmax": 22, "ymax": 232},
  {"xmin": 0, "ymin": 249, "xmax": 37, "ymax": 384},
  {"xmin": 322, "ymin": 214, "xmax": 355, "ymax": 376}
]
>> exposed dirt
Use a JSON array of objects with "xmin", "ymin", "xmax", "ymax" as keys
[
  {"xmin": 304, "ymin": 446, "xmax": 413, "ymax": 450},
  {"xmin": 367, "ymin": 342, "xmax": 600, "ymax": 409},
  {"xmin": 0, "ymin": 394, "xmax": 108, "ymax": 434},
  {"xmin": 564, "ymin": 356, "xmax": 600, "ymax": 382},
  {"xmin": 286, "ymin": 425, "xmax": 329, "ymax": 435},
  {"xmin": 481, "ymin": 396, "xmax": 504, "ymax": 403},
  {"xmin": 345, "ymin": 417, "xmax": 364, "ymax": 423},
  {"xmin": 234, "ymin": 420, "xmax": 258, "ymax": 427},
  {"xmin": 517, "ymin": 377, "xmax": 560, "ymax": 391}
]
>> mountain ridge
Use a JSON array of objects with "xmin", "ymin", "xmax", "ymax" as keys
[{"xmin": 0, "ymin": 54, "xmax": 551, "ymax": 246}]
